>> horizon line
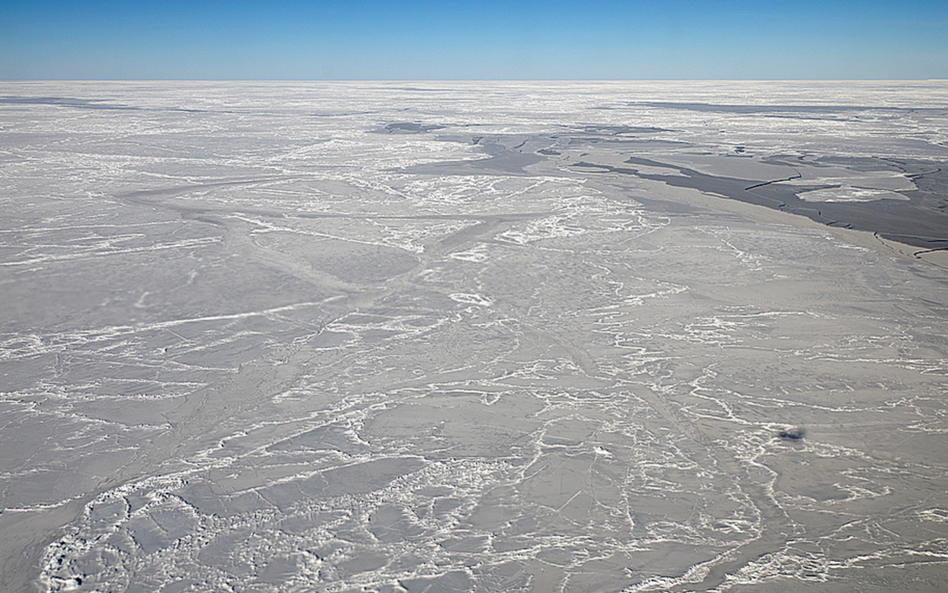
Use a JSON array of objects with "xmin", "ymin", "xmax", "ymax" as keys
[{"xmin": 3, "ymin": 78, "xmax": 948, "ymax": 83}]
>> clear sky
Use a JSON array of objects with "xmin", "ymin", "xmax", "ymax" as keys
[{"xmin": 1, "ymin": 0, "xmax": 946, "ymax": 80}]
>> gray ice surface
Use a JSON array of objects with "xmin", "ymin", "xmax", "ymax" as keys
[{"xmin": 2, "ymin": 81, "xmax": 948, "ymax": 593}]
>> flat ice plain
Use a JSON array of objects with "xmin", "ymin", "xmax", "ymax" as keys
[{"xmin": 2, "ymin": 81, "xmax": 948, "ymax": 593}]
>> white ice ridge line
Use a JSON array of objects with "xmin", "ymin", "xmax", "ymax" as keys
[
  {"xmin": 135, "ymin": 301, "xmax": 326, "ymax": 331},
  {"xmin": 0, "ymin": 237, "xmax": 222, "ymax": 267},
  {"xmin": 13, "ymin": 302, "xmax": 324, "ymax": 348},
  {"xmin": 0, "ymin": 220, "xmax": 181, "ymax": 234},
  {"xmin": 0, "ymin": 303, "xmax": 325, "ymax": 361},
  {"xmin": 236, "ymin": 213, "xmax": 420, "ymax": 252}
]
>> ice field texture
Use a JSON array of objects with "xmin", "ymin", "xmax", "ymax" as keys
[{"xmin": 2, "ymin": 81, "xmax": 948, "ymax": 592}]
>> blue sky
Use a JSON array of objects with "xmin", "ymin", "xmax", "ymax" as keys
[{"xmin": 1, "ymin": 0, "xmax": 946, "ymax": 80}]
